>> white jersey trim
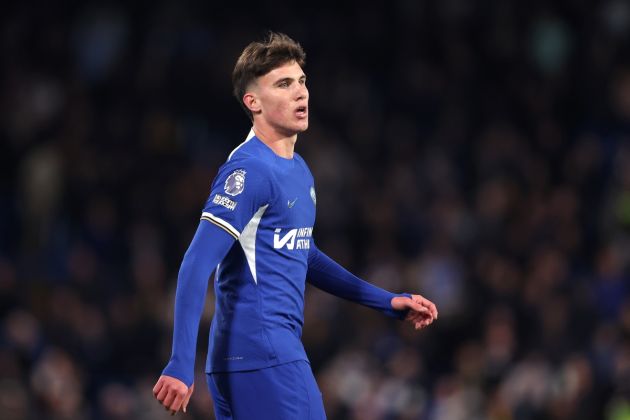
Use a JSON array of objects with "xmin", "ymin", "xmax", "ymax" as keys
[
  {"xmin": 201, "ymin": 212, "xmax": 240, "ymax": 239},
  {"xmin": 227, "ymin": 128, "xmax": 256, "ymax": 161},
  {"xmin": 239, "ymin": 204, "xmax": 269, "ymax": 284}
]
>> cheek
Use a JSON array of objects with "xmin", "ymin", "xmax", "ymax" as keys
[
  {"xmin": 269, "ymin": 100, "xmax": 290, "ymax": 117},
  {"xmin": 276, "ymin": 98, "xmax": 291, "ymax": 112},
  {"xmin": 260, "ymin": 93, "xmax": 292, "ymax": 121}
]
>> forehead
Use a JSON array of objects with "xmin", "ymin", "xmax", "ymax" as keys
[{"xmin": 259, "ymin": 61, "xmax": 304, "ymax": 83}]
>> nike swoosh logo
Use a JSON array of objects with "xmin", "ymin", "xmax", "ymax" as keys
[{"xmin": 288, "ymin": 198, "xmax": 298, "ymax": 208}]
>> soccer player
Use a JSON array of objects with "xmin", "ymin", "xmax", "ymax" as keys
[{"xmin": 153, "ymin": 32, "xmax": 438, "ymax": 419}]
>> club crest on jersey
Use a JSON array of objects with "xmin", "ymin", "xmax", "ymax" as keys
[
  {"xmin": 224, "ymin": 169, "xmax": 246, "ymax": 196},
  {"xmin": 310, "ymin": 186, "xmax": 316, "ymax": 205}
]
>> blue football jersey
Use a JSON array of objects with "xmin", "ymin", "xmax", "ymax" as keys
[{"xmin": 202, "ymin": 129, "xmax": 317, "ymax": 373}]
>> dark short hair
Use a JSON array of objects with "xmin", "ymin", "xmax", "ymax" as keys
[{"xmin": 232, "ymin": 32, "xmax": 306, "ymax": 120}]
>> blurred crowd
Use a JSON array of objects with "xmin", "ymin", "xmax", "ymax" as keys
[{"xmin": 2, "ymin": 0, "xmax": 630, "ymax": 419}]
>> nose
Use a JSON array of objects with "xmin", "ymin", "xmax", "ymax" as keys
[{"xmin": 296, "ymin": 84, "xmax": 308, "ymax": 102}]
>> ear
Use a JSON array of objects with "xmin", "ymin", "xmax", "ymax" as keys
[{"xmin": 243, "ymin": 92, "xmax": 261, "ymax": 114}]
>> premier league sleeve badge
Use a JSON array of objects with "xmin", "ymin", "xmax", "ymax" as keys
[{"xmin": 224, "ymin": 169, "xmax": 247, "ymax": 196}]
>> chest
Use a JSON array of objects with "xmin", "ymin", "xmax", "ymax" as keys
[{"xmin": 264, "ymin": 167, "xmax": 316, "ymax": 229}]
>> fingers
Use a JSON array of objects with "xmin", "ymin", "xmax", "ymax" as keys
[
  {"xmin": 153, "ymin": 378, "xmax": 164, "ymax": 397},
  {"xmin": 391, "ymin": 296, "xmax": 430, "ymax": 313},
  {"xmin": 413, "ymin": 316, "xmax": 433, "ymax": 330},
  {"xmin": 414, "ymin": 295, "xmax": 436, "ymax": 316},
  {"xmin": 405, "ymin": 304, "xmax": 432, "ymax": 322},
  {"xmin": 414, "ymin": 319, "xmax": 431, "ymax": 330},
  {"xmin": 408, "ymin": 311, "xmax": 433, "ymax": 327},
  {"xmin": 392, "ymin": 295, "xmax": 439, "ymax": 332},
  {"xmin": 169, "ymin": 393, "xmax": 184, "ymax": 415},
  {"xmin": 159, "ymin": 387, "xmax": 187, "ymax": 415},
  {"xmin": 406, "ymin": 304, "xmax": 435, "ymax": 330},
  {"xmin": 156, "ymin": 383, "xmax": 169, "ymax": 404},
  {"xmin": 413, "ymin": 295, "xmax": 438, "ymax": 320},
  {"xmin": 182, "ymin": 383, "xmax": 195, "ymax": 413},
  {"xmin": 153, "ymin": 376, "xmax": 190, "ymax": 416},
  {"xmin": 162, "ymin": 389, "xmax": 177, "ymax": 412},
  {"xmin": 405, "ymin": 299, "xmax": 430, "ymax": 315}
]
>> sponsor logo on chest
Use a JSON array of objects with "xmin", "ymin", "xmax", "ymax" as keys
[{"xmin": 273, "ymin": 227, "xmax": 313, "ymax": 250}]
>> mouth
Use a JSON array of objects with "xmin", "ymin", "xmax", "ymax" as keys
[{"xmin": 295, "ymin": 106, "xmax": 308, "ymax": 119}]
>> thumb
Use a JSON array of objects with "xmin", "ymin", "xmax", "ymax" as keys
[
  {"xmin": 391, "ymin": 296, "xmax": 428, "ymax": 313},
  {"xmin": 183, "ymin": 383, "xmax": 195, "ymax": 413}
]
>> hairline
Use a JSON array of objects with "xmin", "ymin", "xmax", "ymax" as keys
[{"xmin": 243, "ymin": 59, "xmax": 305, "ymax": 95}]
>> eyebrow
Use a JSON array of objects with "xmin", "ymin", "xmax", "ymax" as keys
[{"xmin": 274, "ymin": 74, "xmax": 307, "ymax": 86}]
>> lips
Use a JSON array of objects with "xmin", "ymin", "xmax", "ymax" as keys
[{"xmin": 295, "ymin": 106, "xmax": 308, "ymax": 119}]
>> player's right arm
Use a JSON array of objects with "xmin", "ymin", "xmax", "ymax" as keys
[
  {"xmin": 154, "ymin": 221, "xmax": 235, "ymax": 414},
  {"xmin": 155, "ymin": 157, "xmax": 273, "ymax": 414}
]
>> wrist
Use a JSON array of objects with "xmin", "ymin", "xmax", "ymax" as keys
[{"xmin": 162, "ymin": 363, "xmax": 193, "ymax": 388}]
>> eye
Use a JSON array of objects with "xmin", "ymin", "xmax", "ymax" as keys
[{"xmin": 278, "ymin": 80, "xmax": 290, "ymax": 88}]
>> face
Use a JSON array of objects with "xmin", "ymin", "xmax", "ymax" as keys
[{"xmin": 245, "ymin": 61, "xmax": 309, "ymax": 136}]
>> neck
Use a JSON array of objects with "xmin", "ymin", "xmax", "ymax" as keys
[{"xmin": 252, "ymin": 124, "xmax": 297, "ymax": 159}]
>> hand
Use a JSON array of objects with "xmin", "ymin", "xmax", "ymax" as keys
[
  {"xmin": 153, "ymin": 375, "xmax": 195, "ymax": 415},
  {"xmin": 391, "ymin": 294, "xmax": 438, "ymax": 330}
]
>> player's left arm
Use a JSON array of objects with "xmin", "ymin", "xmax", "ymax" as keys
[{"xmin": 306, "ymin": 244, "xmax": 437, "ymax": 329}]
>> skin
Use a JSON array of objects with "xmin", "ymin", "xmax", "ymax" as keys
[
  {"xmin": 243, "ymin": 60, "xmax": 309, "ymax": 159},
  {"xmin": 391, "ymin": 294, "xmax": 438, "ymax": 329},
  {"xmin": 153, "ymin": 60, "xmax": 438, "ymax": 415},
  {"xmin": 153, "ymin": 380, "xmax": 193, "ymax": 416}
]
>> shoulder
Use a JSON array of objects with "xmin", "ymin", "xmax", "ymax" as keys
[
  {"xmin": 224, "ymin": 136, "xmax": 273, "ymax": 171},
  {"xmin": 293, "ymin": 152, "xmax": 313, "ymax": 176},
  {"xmin": 214, "ymin": 154, "xmax": 276, "ymax": 198},
  {"xmin": 222, "ymin": 154, "xmax": 272, "ymax": 179},
  {"xmin": 292, "ymin": 152, "xmax": 307, "ymax": 168}
]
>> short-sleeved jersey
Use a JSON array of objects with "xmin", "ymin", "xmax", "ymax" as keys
[{"xmin": 202, "ymin": 129, "xmax": 317, "ymax": 373}]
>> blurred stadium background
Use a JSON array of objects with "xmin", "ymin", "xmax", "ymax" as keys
[{"xmin": 2, "ymin": 1, "xmax": 630, "ymax": 419}]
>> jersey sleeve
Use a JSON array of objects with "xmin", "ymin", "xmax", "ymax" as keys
[
  {"xmin": 162, "ymin": 220, "xmax": 236, "ymax": 386},
  {"xmin": 201, "ymin": 159, "xmax": 275, "ymax": 238},
  {"xmin": 306, "ymin": 242, "xmax": 410, "ymax": 319}
]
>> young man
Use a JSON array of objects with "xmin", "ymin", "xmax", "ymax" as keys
[{"xmin": 153, "ymin": 32, "xmax": 438, "ymax": 419}]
